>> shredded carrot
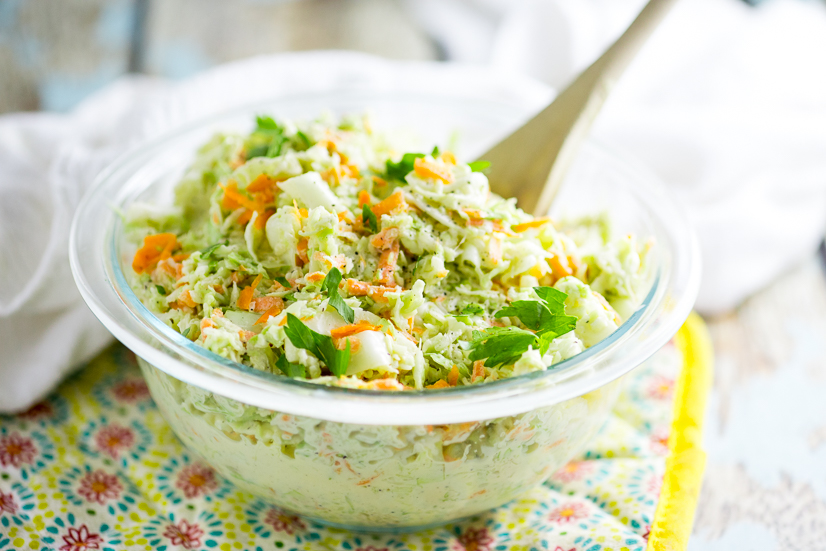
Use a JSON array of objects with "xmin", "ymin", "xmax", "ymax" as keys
[
  {"xmin": 366, "ymin": 378, "xmax": 404, "ymax": 391},
  {"xmin": 172, "ymin": 253, "xmax": 189, "ymax": 262},
  {"xmin": 440, "ymin": 151, "xmax": 457, "ymax": 165},
  {"xmin": 413, "ymin": 157, "xmax": 454, "ymax": 184},
  {"xmin": 330, "ymin": 321, "xmax": 382, "ymax": 339},
  {"xmin": 237, "ymin": 210, "xmax": 253, "ymax": 226},
  {"xmin": 220, "ymin": 181, "xmax": 261, "ymax": 212},
  {"xmin": 200, "ymin": 318, "xmax": 215, "ymax": 331},
  {"xmin": 448, "ymin": 365, "xmax": 460, "ymax": 386},
  {"xmin": 371, "ymin": 190, "xmax": 406, "ymax": 217},
  {"xmin": 549, "ymin": 253, "xmax": 573, "ymax": 279},
  {"xmin": 376, "ymin": 241, "xmax": 400, "ymax": 286},
  {"xmin": 512, "ymin": 217, "xmax": 553, "ymax": 233},
  {"xmin": 237, "ymin": 274, "xmax": 263, "ymax": 310},
  {"xmin": 306, "ymin": 271, "xmax": 326, "ymax": 283},
  {"xmin": 369, "ymin": 227, "xmax": 399, "ymax": 250},
  {"xmin": 357, "ymin": 190, "xmax": 371, "ymax": 207},
  {"xmin": 178, "ymin": 290, "xmax": 197, "ymax": 308},
  {"xmin": 255, "ymin": 301, "xmax": 284, "ymax": 325},
  {"xmin": 296, "ymin": 238, "xmax": 309, "ymax": 266},
  {"xmin": 251, "ymin": 296, "xmax": 283, "ymax": 313},
  {"xmin": 246, "ymin": 174, "xmax": 279, "ymax": 193},
  {"xmin": 472, "ymin": 360, "xmax": 486, "ymax": 382},
  {"xmin": 345, "ymin": 279, "xmax": 394, "ymax": 303},
  {"xmin": 427, "ymin": 380, "xmax": 451, "ymax": 389},
  {"xmin": 132, "ymin": 233, "xmax": 177, "ymax": 274},
  {"xmin": 371, "ymin": 175, "xmax": 387, "ymax": 187},
  {"xmin": 255, "ymin": 209, "xmax": 275, "ymax": 229}
]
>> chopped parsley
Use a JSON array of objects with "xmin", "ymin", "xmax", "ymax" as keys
[
  {"xmin": 468, "ymin": 160, "xmax": 491, "ymax": 172},
  {"xmin": 276, "ymin": 354, "xmax": 307, "ymax": 378},
  {"xmin": 458, "ymin": 304, "xmax": 485, "ymax": 316},
  {"xmin": 322, "ymin": 268, "xmax": 355, "ymax": 323},
  {"xmin": 362, "ymin": 204, "xmax": 379, "ymax": 234},
  {"xmin": 247, "ymin": 116, "xmax": 287, "ymax": 158},
  {"xmin": 284, "ymin": 313, "xmax": 351, "ymax": 377},
  {"xmin": 385, "ymin": 152, "xmax": 425, "ymax": 181},
  {"xmin": 468, "ymin": 287, "xmax": 577, "ymax": 367},
  {"xmin": 273, "ymin": 276, "xmax": 291, "ymax": 288},
  {"xmin": 155, "ymin": 285, "xmax": 167, "ymax": 295}
]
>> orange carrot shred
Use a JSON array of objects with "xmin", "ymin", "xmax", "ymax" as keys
[
  {"xmin": 413, "ymin": 157, "xmax": 454, "ymax": 183},
  {"xmin": 512, "ymin": 217, "xmax": 553, "ymax": 233},
  {"xmin": 132, "ymin": 233, "xmax": 177, "ymax": 274},
  {"xmin": 371, "ymin": 190, "xmax": 406, "ymax": 217},
  {"xmin": 237, "ymin": 274, "xmax": 263, "ymax": 310},
  {"xmin": 330, "ymin": 321, "xmax": 382, "ymax": 339},
  {"xmin": 358, "ymin": 190, "xmax": 371, "ymax": 207}
]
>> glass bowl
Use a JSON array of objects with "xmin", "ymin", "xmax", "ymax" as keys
[{"xmin": 70, "ymin": 90, "xmax": 700, "ymax": 531}]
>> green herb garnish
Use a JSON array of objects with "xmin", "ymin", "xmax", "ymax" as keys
[
  {"xmin": 276, "ymin": 354, "xmax": 307, "ymax": 378},
  {"xmin": 458, "ymin": 304, "xmax": 485, "ymax": 316},
  {"xmin": 284, "ymin": 313, "xmax": 350, "ymax": 377},
  {"xmin": 385, "ymin": 152, "xmax": 425, "ymax": 181},
  {"xmin": 362, "ymin": 204, "xmax": 379, "ymax": 234},
  {"xmin": 295, "ymin": 130, "xmax": 312, "ymax": 150},
  {"xmin": 431, "ymin": 145, "xmax": 440, "ymax": 157},
  {"xmin": 468, "ymin": 160, "xmax": 491, "ymax": 172},
  {"xmin": 468, "ymin": 287, "xmax": 577, "ymax": 366},
  {"xmin": 274, "ymin": 276, "xmax": 291, "ymax": 288},
  {"xmin": 469, "ymin": 326, "xmax": 537, "ymax": 368},
  {"xmin": 200, "ymin": 240, "xmax": 227, "ymax": 260},
  {"xmin": 322, "ymin": 268, "xmax": 355, "ymax": 323},
  {"xmin": 155, "ymin": 285, "xmax": 167, "ymax": 296},
  {"xmin": 248, "ymin": 116, "xmax": 287, "ymax": 158}
]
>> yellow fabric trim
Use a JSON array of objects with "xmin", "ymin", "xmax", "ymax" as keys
[{"xmin": 647, "ymin": 312, "xmax": 714, "ymax": 551}]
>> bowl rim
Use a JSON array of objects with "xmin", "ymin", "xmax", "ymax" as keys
[{"xmin": 70, "ymin": 89, "xmax": 701, "ymax": 425}]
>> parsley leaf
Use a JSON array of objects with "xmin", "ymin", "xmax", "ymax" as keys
[
  {"xmin": 155, "ymin": 285, "xmax": 167, "ymax": 296},
  {"xmin": 468, "ymin": 327, "xmax": 537, "ymax": 367},
  {"xmin": 248, "ymin": 116, "xmax": 287, "ymax": 158},
  {"xmin": 469, "ymin": 287, "xmax": 578, "ymax": 367},
  {"xmin": 459, "ymin": 304, "xmax": 485, "ymax": 316},
  {"xmin": 274, "ymin": 276, "xmax": 291, "ymax": 288},
  {"xmin": 321, "ymin": 268, "xmax": 355, "ymax": 323},
  {"xmin": 295, "ymin": 130, "xmax": 312, "ymax": 150},
  {"xmin": 431, "ymin": 145, "xmax": 440, "ymax": 157},
  {"xmin": 385, "ymin": 152, "xmax": 424, "ymax": 181},
  {"xmin": 200, "ymin": 240, "xmax": 228, "ymax": 260},
  {"xmin": 362, "ymin": 204, "xmax": 379, "ymax": 234},
  {"xmin": 284, "ymin": 313, "xmax": 351, "ymax": 376},
  {"xmin": 276, "ymin": 354, "xmax": 307, "ymax": 378},
  {"xmin": 468, "ymin": 160, "xmax": 491, "ymax": 172}
]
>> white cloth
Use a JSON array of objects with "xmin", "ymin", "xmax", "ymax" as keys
[{"xmin": 2, "ymin": 0, "xmax": 826, "ymax": 411}]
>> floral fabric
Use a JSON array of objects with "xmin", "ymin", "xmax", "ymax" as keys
[{"xmin": 0, "ymin": 341, "xmax": 681, "ymax": 551}]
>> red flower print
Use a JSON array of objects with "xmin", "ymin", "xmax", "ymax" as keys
[
  {"xmin": 18, "ymin": 401, "xmax": 54, "ymax": 420},
  {"xmin": 175, "ymin": 463, "xmax": 218, "ymax": 498},
  {"xmin": 549, "ymin": 502, "xmax": 589, "ymax": 524},
  {"xmin": 552, "ymin": 461, "xmax": 593, "ymax": 483},
  {"xmin": 0, "ymin": 490, "xmax": 17, "ymax": 515},
  {"xmin": 112, "ymin": 380, "xmax": 150, "ymax": 402},
  {"xmin": 650, "ymin": 428, "xmax": 670, "ymax": 455},
  {"xmin": 643, "ymin": 525, "xmax": 651, "ymax": 540},
  {"xmin": 645, "ymin": 375, "xmax": 675, "ymax": 401},
  {"xmin": 77, "ymin": 470, "xmax": 123, "ymax": 504},
  {"xmin": 59, "ymin": 525, "xmax": 103, "ymax": 551},
  {"xmin": 264, "ymin": 507, "xmax": 306, "ymax": 535},
  {"xmin": 94, "ymin": 425, "xmax": 135, "ymax": 459},
  {"xmin": 554, "ymin": 547, "xmax": 577, "ymax": 551},
  {"xmin": 163, "ymin": 519, "xmax": 203, "ymax": 549},
  {"xmin": 453, "ymin": 527, "xmax": 493, "ymax": 551},
  {"xmin": 646, "ymin": 473, "xmax": 663, "ymax": 496},
  {"xmin": 0, "ymin": 432, "xmax": 37, "ymax": 467}
]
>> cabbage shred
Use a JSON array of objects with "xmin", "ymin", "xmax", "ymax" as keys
[{"xmin": 126, "ymin": 115, "xmax": 651, "ymax": 390}]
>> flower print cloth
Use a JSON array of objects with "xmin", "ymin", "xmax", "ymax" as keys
[{"xmin": 0, "ymin": 331, "xmax": 689, "ymax": 551}]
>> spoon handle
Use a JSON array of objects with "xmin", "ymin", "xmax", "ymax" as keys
[{"xmin": 481, "ymin": 0, "xmax": 679, "ymax": 216}]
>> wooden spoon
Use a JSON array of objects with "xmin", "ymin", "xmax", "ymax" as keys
[{"xmin": 479, "ymin": 0, "xmax": 679, "ymax": 216}]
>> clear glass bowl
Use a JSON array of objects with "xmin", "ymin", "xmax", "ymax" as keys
[{"xmin": 70, "ymin": 90, "xmax": 700, "ymax": 531}]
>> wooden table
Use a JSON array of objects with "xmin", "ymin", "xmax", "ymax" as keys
[{"xmin": 691, "ymin": 255, "xmax": 826, "ymax": 549}]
